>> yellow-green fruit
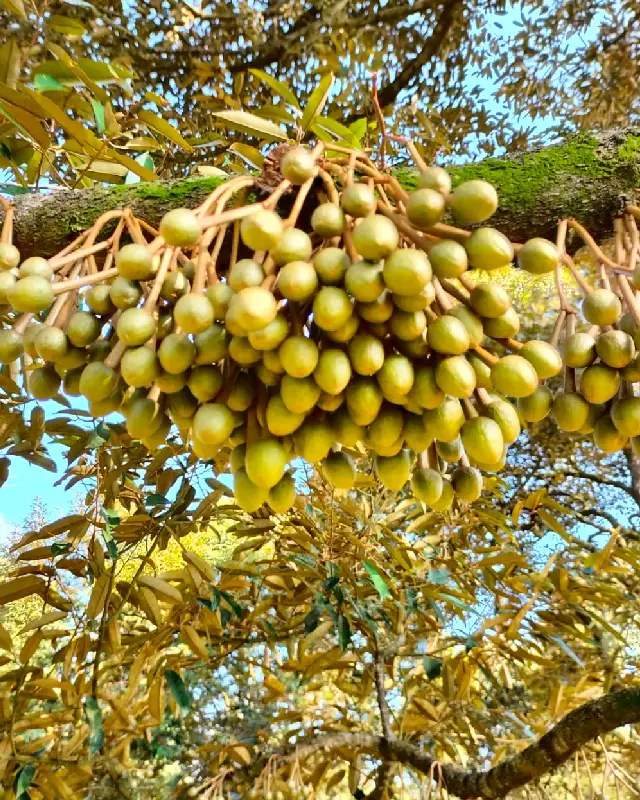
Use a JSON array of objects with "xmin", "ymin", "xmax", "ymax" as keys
[
  {"xmin": 314, "ymin": 349, "xmax": 351, "ymax": 395},
  {"xmin": 580, "ymin": 363, "xmax": 620, "ymax": 404},
  {"xmin": 311, "ymin": 203, "xmax": 345, "ymax": 237},
  {"xmin": 156, "ymin": 370, "xmax": 188, "ymax": 393},
  {"xmin": 520, "ymin": 340, "xmax": 563, "ymax": 379},
  {"xmin": 412, "ymin": 467, "xmax": 443, "ymax": 505},
  {"xmin": 622, "ymin": 353, "xmax": 640, "ymax": 382},
  {"xmin": 268, "ymin": 473, "xmax": 296, "ymax": 513},
  {"xmin": 110, "ymin": 276, "xmax": 142, "ymax": 309},
  {"xmin": 120, "ymin": 346, "xmax": 160, "ymax": 387},
  {"xmin": 230, "ymin": 444, "xmax": 247, "ymax": 473},
  {"xmin": 193, "ymin": 402, "xmax": 235, "ymax": 446},
  {"xmin": 168, "ymin": 388, "xmax": 198, "ymax": 420},
  {"xmin": 0, "ymin": 243, "xmax": 20, "ymax": 270},
  {"xmin": 449, "ymin": 179, "xmax": 498, "ymax": 224},
  {"xmin": 436, "ymin": 436, "xmax": 463, "ymax": 463},
  {"xmin": 313, "ymin": 287, "xmax": 353, "ymax": 331},
  {"xmin": 80, "ymin": 361, "xmax": 118, "ymax": 401},
  {"xmin": 331, "ymin": 406, "xmax": 364, "ymax": 446},
  {"xmin": 313, "ymin": 247, "xmax": 350, "ymax": 284},
  {"xmin": 430, "ymin": 478, "xmax": 455, "ymax": 511},
  {"xmin": 192, "ymin": 436, "xmax": 223, "ymax": 460},
  {"xmin": 341, "ymin": 183, "xmax": 376, "ymax": 217},
  {"xmin": 485, "ymin": 399, "xmax": 521, "ymax": 442},
  {"xmin": 226, "ymin": 372, "xmax": 256, "ymax": 411},
  {"xmin": 325, "ymin": 312, "xmax": 360, "ymax": 343},
  {"xmin": 115, "ymin": 243, "xmax": 155, "ymax": 280},
  {"xmin": 277, "ymin": 260, "xmax": 318, "ymax": 302},
  {"xmin": 409, "ymin": 365, "xmax": 445, "ymax": 409},
  {"xmin": 19, "ymin": 256, "xmax": 53, "ymax": 279},
  {"xmin": 403, "ymin": 413, "xmax": 431, "ymax": 450},
  {"xmin": 63, "ymin": 366, "xmax": 84, "ymax": 396},
  {"xmin": 452, "ymin": 466, "xmax": 483, "ymax": 501},
  {"xmin": 159, "ymin": 208, "xmax": 201, "ymax": 247},
  {"xmin": 228, "ymin": 286, "xmax": 277, "ymax": 332},
  {"xmin": 368, "ymin": 404, "xmax": 404, "ymax": 449},
  {"xmin": 34, "ymin": 326, "xmax": 68, "ymax": 362},
  {"xmin": 281, "ymin": 146, "xmax": 316, "ymax": 184},
  {"xmin": 390, "ymin": 309, "xmax": 426, "ymax": 341},
  {"xmin": 279, "ymin": 336, "xmax": 319, "ymax": 378},
  {"xmin": 447, "ymin": 305, "xmax": 484, "ymax": 347},
  {"xmin": 490, "ymin": 355, "xmax": 538, "ymax": 397},
  {"xmin": 461, "ymin": 416, "xmax": 504, "ymax": 464},
  {"xmin": 465, "ymin": 227, "xmax": 514, "ymax": 270},
  {"xmin": 322, "ymin": 451, "xmax": 356, "ymax": 489},
  {"xmin": 188, "ymin": 365, "xmax": 223, "ymax": 402},
  {"xmin": 375, "ymin": 449, "xmax": 411, "ymax": 490},
  {"xmin": 517, "ymin": 237, "xmax": 559, "ymax": 274},
  {"xmin": 228, "ymin": 259, "xmax": 264, "ymax": 292},
  {"xmin": 611, "ymin": 397, "xmax": 640, "ymax": 437},
  {"xmin": 358, "ymin": 291, "xmax": 394, "ymax": 323},
  {"xmin": 596, "ymin": 330, "xmax": 635, "ymax": 368},
  {"xmin": 156, "ymin": 310, "xmax": 173, "ymax": 341},
  {"xmin": 435, "ymin": 355, "xmax": 476, "ymax": 398},
  {"xmin": 245, "ymin": 438, "xmax": 288, "ymax": 488},
  {"xmin": 158, "ymin": 333, "xmax": 196, "ymax": 374},
  {"xmin": 8, "ymin": 276, "xmax": 54, "ymax": 312},
  {"xmin": 228, "ymin": 336, "xmax": 261, "ymax": 366},
  {"xmin": 406, "ymin": 188, "xmax": 445, "ymax": 228},
  {"xmin": 90, "ymin": 389, "xmax": 123, "ymax": 417},
  {"xmin": 428, "ymin": 315, "xmax": 470, "ymax": 355},
  {"xmin": 348, "ymin": 333, "xmax": 384, "ymax": 376},
  {"xmin": 345, "ymin": 261, "xmax": 385, "ymax": 302},
  {"xmin": 85, "ymin": 284, "xmax": 114, "ymax": 315},
  {"xmin": 383, "ymin": 248, "xmax": 431, "ymax": 295},
  {"xmin": 240, "ymin": 209, "xmax": 283, "ymax": 251},
  {"xmin": 281, "ymin": 375, "xmax": 321, "ymax": 414},
  {"xmin": 582, "ymin": 288, "xmax": 622, "ymax": 326},
  {"xmin": 578, "ymin": 403, "xmax": 605, "ymax": 434},
  {"xmin": 593, "ymin": 415, "xmax": 628, "ymax": 453},
  {"xmin": 373, "ymin": 433, "xmax": 405, "ymax": 457},
  {"xmin": 248, "ymin": 314, "xmax": 289, "ymax": 351},
  {"xmin": 66, "ymin": 311, "xmax": 101, "ymax": 347},
  {"xmin": 125, "ymin": 398, "xmax": 165, "ymax": 439},
  {"xmin": 467, "ymin": 352, "xmax": 492, "ymax": 388},
  {"xmin": 58, "ymin": 345, "xmax": 87, "ymax": 370},
  {"xmin": 161, "ymin": 270, "xmax": 189, "ymax": 303},
  {"xmin": 0, "ymin": 329, "xmax": 22, "ymax": 364},
  {"xmin": 141, "ymin": 415, "xmax": 173, "ymax": 451},
  {"xmin": 470, "ymin": 282, "xmax": 510, "ymax": 318},
  {"xmin": 195, "ymin": 323, "xmax": 228, "ymax": 363},
  {"xmin": 517, "ymin": 385, "xmax": 553, "ymax": 422},
  {"xmin": 295, "ymin": 419, "xmax": 333, "ymax": 463},
  {"xmin": 263, "ymin": 348, "xmax": 284, "ymax": 376},
  {"xmin": 174, "ymin": 293, "xmax": 214, "ymax": 334},
  {"xmin": 117, "ymin": 308, "xmax": 155, "ymax": 347},
  {"xmin": 318, "ymin": 390, "xmax": 344, "ymax": 411},
  {"xmin": 483, "ymin": 307, "xmax": 520, "ymax": 338},
  {"xmin": 346, "ymin": 377, "xmax": 383, "ymax": 426},
  {"xmin": 352, "ymin": 215, "xmax": 399, "ymax": 261},
  {"xmin": 0, "ymin": 272, "xmax": 16, "ymax": 303},
  {"xmin": 429, "ymin": 239, "xmax": 468, "ymax": 279},
  {"xmin": 423, "ymin": 397, "xmax": 465, "ymax": 442},
  {"xmin": 551, "ymin": 392, "xmax": 590, "ymax": 431},
  {"xmin": 88, "ymin": 339, "xmax": 110, "ymax": 363},
  {"xmin": 394, "ymin": 283, "xmax": 435, "ymax": 312},
  {"xmin": 376, "ymin": 354, "xmax": 414, "ymax": 397},
  {"xmin": 271, "ymin": 228, "xmax": 313, "ymax": 265},
  {"xmin": 418, "ymin": 165, "xmax": 451, "ymax": 194},
  {"xmin": 563, "ymin": 332, "xmax": 596, "ymax": 368},
  {"xmin": 29, "ymin": 366, "xmax": 61, "ymax": 399},
  {"xmin": 234, "ymin": 468, "xmax": 269, "ymax": 512}
]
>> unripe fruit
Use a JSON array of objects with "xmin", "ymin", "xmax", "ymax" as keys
[
  {"xmin": 0, "ymin": 329, "xmax": 23, "ymax": 364},
  {"xmin": 368, "ymin": 404, "xmax": 404, "ymax": 449},
  {"xmin": 448, "ymin": 305, "xmax": 484, "ymax": 347},
  {"xmin": 295, "ymin": 419, "xmax": 333, "ymax": 463},
  {"xmin": 0, "ymin": 243, "xmax": 20, "ymax": 271},
  {"xmin": 580, "ymin": 364, "xmax": 620, "ymax": 404},
  {"xmin": 159, "ymin": 208, "xmax": 201, "ymax": 247},
  {"xmin": 245, "ymin": 438, "xmax": 288, "ymax": 488},
  {"xmin": 228, "ymin": 335, "xmax": 261, "ymax": 365},
  {"xmin": 227, "ymin": 286, "xmax": 277, "ymax": 331},
  {"xmin": 34, "ymin": 326, "xmax": 68, "ymax": 362},
  {"xmin": 452, "ymin": 466, "xmax": 483, "ymax": 501},
  {"xmin": 357, "ymin": 291, "xmax": 394, "ymax": 323},
  {"xmin": 406, "ymin": 188, "xmax": 445, "ymax": 228},
  {"xmin": 482, "ymin": 307, "xmax": 520, "ymax": 338},
  {"xmin": 520, "ymin": 340, "xmax": 563, "ymax": 378},
  {"xmin": 322, "ymin": 451, "xmax": 357, "ymax": 489},
  {"xmin": 348, "ymin": 333, "xmax": 384, "ymax": 376},
  {"xmin": 403, "ymin": 413, "xmax": 431, "ymax": 450},
  {"xmin": 412, "ymin": 467, "xmax": 443, "ymax": 505},
  {"xmin": 551, "ymin": 392, "xmax": 590, "ymax": 431},
  {"xmin": 195, "ymin": 323, "xmax": 228, "ymax": 363},
  {"xmin": 595, "ymin": 329, "xmax": 635, "ymax": 368},
  {"xmin": 8, "ymin": 276, "xmax": 54, "ymax": 312},
  {"xmin": 435, "ymin": 354, "xmax": 476, "ymax": 398},
  {"xmin": 341, "ymin": 183, "xmax": 376, "ymax": 217},
  {"xmin": 611, "ymin": 397, "xmax": 640, "ymax": 437},
  {"xmin": 394, "ymin": 284, "xmax": 435, "ymax": 311},
  {"xmin": 461, "ymin": 416, "xmax": 504, "ymax": 464},
  {"xmin": 490, "ymin": 355, "xmax": 538, "ymax": 397},
  {"xmin": 429, "ymin": 239, "xmax": 468, "ymax": 279},
  {"xmin": 563, "ymin": 332, "xmax": 596, "ymax": 368},
  {"xmin": 376, "ymin": 354, "xmax": 414, "ymax": 397},
  {"xmin": 409, "ymin": 365, "xmax": 445, "ymax": 409},
  {"xmin": 266, "ymin": 394, "xmax": 305, "ymax": 436},
  {"xmin": 418, "ymin": 166, "xmax": 451, "ymax": 194},
  {"xmin": 314, "ymin": 349, "xmax": 351, "ymax": 394},
  {"xmin": 390, "ymin": 309, "xmax": 426, "ymax": 341},
  {"xmin": 582, "ymin": 288, "xmax": 621, "ymax": 326},
  {"xmin": 29, "ymin": 366, "xmax": 61, "ymax": 399},
  {"xmin": 228, "ymin": 259, "xmax": 264, "ymax": 292},
  {"xmin": 375, "ymin": 449, "xmax": 411, "ymax": 490},
  {"xmin": 437, "ymin": 436, "xmax": 463, "ymax": 463},
  {"xmin": 156, "ymin": 370, "xmax": 188, "ymax": 394},
  {"xmin": 248, "ymin": 314, "xmax": 289, "ymax": 351},
  {"xmin": 430, "ymin": 478, "xmax": 455, "ymax": 511},
  {"xmin": 312, "ymin": 287, "xmax": 352, "ymax": 331},
  {"xmin": 240, "ymin": 209, "xmax": 284, "ymax": 251},
  {"xmin": 518, "ymin": 238, "xmax": 559, "ymax": 274},
  {"xmin": 110, "ymin": 277, "xmax": 142, "ymax": 309},
  {"xmin": 277, "ymin": 261, "xmax": 318, "ymax": 301},
  {"xmin": 115, "ymin": 243, "xmax": 155, "ymax": 280},
  {"xmin": 120, "ymin": 346, "xmax": 159, "ymax": 387},
  {"xmin": 427, "ymin": 315, "xmax": 470, "ymax": 354},
  {"xmin": 485, "ymin": 398, "xmax": 521, "ymax": 442},
  {"xmin": 281, "ymin": 147, "xmax": 316, "ymax": 184},
  {"xmin": 0, "ymin": 272, "xmax": 16, "ymax": 304},
  {"xmin": 313, "ymin": 247, "xmax": 350, "ymax": 284},
  {"xmin": 383, "ymin": 249, "xmax": 432, "ymax": 295},
  {"xmin": 352, "ymin": 215, "xmax": 399, "ymax": 261},
  {"xmin": 67, "ymin": 311, "xmax": 101, "ymax": 347},
  {"xmin": 311, "ymin": 204, "xmax": 345, "ymax": 237},
  {"xmin": 234, "ymin": 468, "xmax": 268, "ymax": 512},
  {"xmin": 465, "ymin": 227, "xmax": 514, "ymax": 270},
  {"xmin": 593, "ymin": 415, "xmax": 628, "ymax": 453},
  {"xmin": 80, "ymin": 362, "xmax": 118, "ymax": 401},
  {"xmin": 271, "ymin": 228, "xmax": 313, "ymax": 265},
  {"xmin": 193, "ymin": 402, "xmax": 235, "ymax": 446},
  {"xmin": 345, "ymin": 262, "xmax": 384, "ymax": 302},
  {"xmin": 174, "ymin": 293, "xmax": 215, "ymax": 334},
  {"xmin": 325, "ymin": 312, "xmax": 360, "ymax": 343},
  {"xmin": 449, "ymin": 179, "xmax": 498, "ymax": 224},
  {"xmin": 86, "ymin": 284, "xmax": 115, "ymax": 315},
  {"xmin": 158, "ymin": 333, "xmax": 196, "ymax": 374},
  {"xmin": 470, "ymin": 282, "xmax": 510, "ymax": 318},
  {"xmin": 161, "ymin": 270, "xmax": 189, "ymax": 302},
  {"xmin": 331, "ymin": 406, "xmax": 364, "ymax": 446},
  {"xmin": 423, "ymin": 397, "xmax": 465, "ymax": 442},
  {"xmin": 188, "ymin": 365, "xmax": 223, "ymax": 402},
  {"xmin": 281, "ymin": 375, "xmax": 321, "ymax": 414},
  {"xmin": 346, "ymin": 377, "xmax": 383, "ymax": 426},
  {"xmin": 268, "ymin": 473, "xmax": 296, "ymax": 513},
  {"xmin": 468, "ymin": 352, "xmax": 492, "ymax": 388},
  {"xmin": 19, "ymin": 256, "xmax": 53, "ymax": 280},
  {"xmin": 279, "ymin": 336, "xmax": 319, "ymax": 378}
]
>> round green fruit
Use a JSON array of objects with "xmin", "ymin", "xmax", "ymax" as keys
[
  {"xmin": 322, "ymin": 451, "xmax": 356, "ymax": 489},
  {"xmin": 482, "ymin": 307, "xmax": 520, "ymax": 338},
  {"xmin": 517, "ymin": 238, "xmax": 559, "ymax": 274},
  {"xmin": 418, "ymin": 166, "xmax": 451, "ymax": 194},
  {"xmin": 348, "ymin": 333, "xmax": 385, "ymax": 376},
  {"xmin": 266, "ymin": 394, "xmax": 305, "ymax": 436},
  {"xmin": 346, "ymin": 377, "xmax": 383, "ymax": 426},
  {"xmin": 461, "ymin": 416, "xmax": 504, "ymax": 464},
  {"xmin": 593, "ymin": 415, "xmax": 628, "ymax": 453},
  {"xmin": 117, "ymin": 308, "xmax": 155, "ymax": 347},
  {"xmin": 279, "ymin": 335, "xmax": 319, "ymax": 378},
  {"xmin": 427, "ymin": 315, "xmax": 470, "ymax": 354},
  {"xmin": 277, "ymin": 261, "xmax": 318, "ymax": 301},
  {"xmin": 313, "ymin": 247, "xmax": 350, "ymax": 284},
  {"xmin": 281, "ymin": 146, "xmax": 316, "ymax": 184},
  {"xmin": 228, "ymin": 259, "xmax": 264, "ymax": 292},
  {"xmin": 485, "ymin": 398, "xmax": 521, "ymax": 442},
  {"xmin": 158, "ymin": 333, "xmax": 196, "ymax": 374},
  {"xmin": 234, "ymin": 468, "xmax": 269, "ymax": 512},
  {"xmin": 313, "ymin": 287, "xmax": 353, "ymax": 331},
  {"xmin": 193, "ymin": 402, "xmax": 235, "ymax": 446},
  {"xmin": 110, "ymin": 277, "xmax": 142, "ymax": 309},
  {"xmin": 281, "ymin": 375, "xmax": 321, "ymax": 414},
  {"xmin": 115, "ymin": 243, "xmax": 155, "ymax": 280},
  {"xmin": 159, "ymin": 208, "xmax": 201, "ymax": 248},
  {"xmin": 520, "ymin": 340, "xmax": 563, "ymax": 378},
  {"xmin": 268, "ymin": 473, "xmax": 296, "ymax": 513},
  {"xmin": 314, "ymin": 349, "xmax": 351, "ymax": 394},
  {"xmin": 429, "ymin": 239, "xmax": 468, "ymax": 279},
  {"xmin": 19, "ymin": 257, "xmax": 53, "ymax": 280},
  {"xmin": 611, "ymin": 397, "xmax": 640, "ymax": 437},
  {"xmin": 188, "ymin": 365, "xmax": 223, "ymax": 402},
  {"xmin": 271, "ymin": 228, "xmax": 313, "ymax": 266},
  {"xmin": 595, "ymin": 329, "xmax": 635, "ymax": 368},
  {"xmin": 311, "ymin": 204, "xmax": 345, "ymax": 237},
  {"xmin": 580, "ymin": 364, "xmax": 620, "ymax": 404},
  {"xmin": 345, "ymin": 262, "xmax": 385, "ymax": 302},
  {"xmin": 376, "ymin": 354, "xmax": 414, "ymax": 397},
  {"xmin": 120, "ymin": 346, "xmax": 159, "ymax": 387},
  {"xmin": 375, "ymin": 449, "xmax": 411, "ymax": 490},
  {"xmin": 465, "ymin": 227, "xmax": 514, "ymax": 271},
  {"xmin": 406, "ymin": 188, "xmax": 445, "ymax": 228},
  {"xmin": 0, "ymin": 243, "xmax": 20, "ymax": 271},
  {"xmin": 29, "ymin": 366, "xmax": 61, "ymax": 399},
  {"xmin": 551, "ymin": 392, "xmax": 590, "ymax": 432},
  {"xmin": 245, "ymin": 438, "xmax": 288, "ymax": 488},
  {"xmin": 0, "ymin": 329, "xmax": 23, "ymax": 364},
  {"xmin": 248, "ymin": 314, "xmax": 289, "ymax": 351},
  {"xmin": 452, "ymin": 466, "xmax": 483, "ymax": 501},
  {"xmin": 430, "ymin": 479, "xmax": 455, "ymax": 512},
  {"xmin": 490, "ymin": 355, "xmax": 538, "ymax": 398},
  {"xmin": 423, "ymin": 397, "xmax": 465, "ymax": 442},
  {"xmin": 449, "ymin": 179, "xmax": 498, "ymax": 225},
  {"xmin": 227, "ymin": 286, "xmax": 277, "ymax": 331},
  {"xmin": 341, "ymin": 183, "xmax": 376, "ymax": 217},
  {"xmin": 174, "ymin": 293, "xmax": 214, "ymax": 334},
  {"xmin": 563, "ymin": 332, "xmax": 596, "ymax": 368},
  {"xmin": 295, "ymin": 419, "xmax": 333, "ymax": 463},
  {"xmin": 240, "ymin": 209, "xmax": 283, "ymax": 251},
  {"xmin": 409, "ymin": 365, "xmax": 445, "ymax": 409},
  {"xmin": 8, "ymin": 276, "xmax": 54, "ymax": 312},
  {"xmin": 352, "ymin": 216, "xmax": 399, "ymax": 261},
  {"xmin": 34, "ymin": 326, "xmax": 68, "ymax": 363},
  {"xmin": 412, "ymin": 467, "xmax": 443, "ymax": 505},
  {"xmin": 80, "ymin": 362, "xmax": 118, "ymax": 402},
  {"xmin": 470, "ymin": 282, "xmax": 510, "ymax": 318},
  {"xmin": 383, "ymin": 248, "xmax": 431, "ymax": 296},
  {"xmin": 435, "ymin": 355, "xmax": 476, "ymax": 398},
  {"xmin": 582, "ymin": 289, "xmax": 622, "ymax": 327}
]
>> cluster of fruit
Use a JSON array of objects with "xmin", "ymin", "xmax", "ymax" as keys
[{"xmin": 0, "ymin": 141, "xmax": 635, "ymax": 514}]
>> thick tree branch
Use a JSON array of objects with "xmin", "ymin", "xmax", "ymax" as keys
[{"xmin": 259, "ymin": 687, "xmax": 640, "ymax": 799}]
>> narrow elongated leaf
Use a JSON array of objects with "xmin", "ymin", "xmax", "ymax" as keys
[
  {"xmin": 48, "ymin": 15, "xmax": 86, "ymax": 35},
  {"xmin": 84, "ymin": 696, "xmax": 104, "ymax": 754},
  {"xmin": 363, "ymin": 561, "xmax": 391, "ymax": 599},
  {"xmin": 91, "ymin": 100, "xmax": 105, "ymax": 134},
  {"xmin": 165, "ymin": 669, "xmax": 191, "ymax": 716},
  {"xmin": 213, "ymin": 110, "xmax": 288, "ymax": 142},
  {"xmin": 337, "ymin": 613, "xmax": 351, "ymax": 651},
  {"xmin": 301, "ymin": 73, "xmax": 334, "ymax": 132},
  {"xmin": 2, "ymin": 0, "xmax": 27, "ymax": 20},
  {"xmin": 249, "ymin": 69, "xmax": 299, "ymax": 108},
  {"xmin": 0, "ymin": 39, "xmax": 20, "ymax": 89},
  {"xmin": 137, "ymin": 109, "xmax": 193, "ymax": 152},
  {"xmin": 14, "ymin": 763, "xmax": 35, "ymax": 798},
  {"xmin": 86, "ymin": 573, "xmax": 110, "ymax": 620},
  {"xmin": 34, "ymin": 72, "xmax": 66, "ymax": 92},
  {"xmin": 229, "ymin": 141, "xmax": 264, "ymax": 169}
]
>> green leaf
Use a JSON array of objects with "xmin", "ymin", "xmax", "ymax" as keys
[
  {"xmin": 137, "ymin": 110, "xmax": 193, "ymax": 152},
  {"xmin": 100, "ymin": 508, "xmax": 120, "ymax": 526},
  {"xmin": 145, "ymin": 493, "xmax": 170, "ymax": 507},
  {"xmin": 301, "ymin": 73, "xmax": 334, "ymax": 133},
  {"xmin": 228, "ymin": 142, "xmax": 264, "ymax": 169},
  {"xmin": 33, "ymin": 73, "xmax": 65, "ymax": 92},
  {"xmin": 91, "ymin": 100, "xmax": 105, "ymax": 135},
  {"xmin": 48, "ymin": 15, "xmax": 86, "ymax": 35},
  {"xmin": 249, "ymin": 70, "xmax": 300, "ymax": 108},
  {"xmin": 213, "ymin": 109, "xmax": 288, "ymax": 142},
  {"xmin": 14, "ymin": 763, "xmax": 35, "ymax": 798},
  {"xmin": 84, "ymin": 696, "xmax": 104, "ymax": 755},
  {"xmin": 423, "ymin": 656, "xmax": 443, "ymax": 680},
  {"xmin": 219, "ymin": 589, "xmax": 243, "ymax": 618},
  {"xmin": 2, "ymin": 0, "xmax": 27, "ymax": 20},
  {"xmin": 337, "ymin": 613, "xmax": 351, "ymax": 651},
  {"xmin": 428, "ymin": 568, "xmax": 450, "ymax": 585},
  {"xmin": 304, "ymin": 604, "xmax": 321, "ymax": 633},
  {"xmin": 349, "ymin": 118, "xmax": 367, "ymax": 142},
  {"xmin": 125, "ymin": 152, "xmax": 154, "ymax": 184},
  {"xmin": 33, "ymin": 58, "xmax": 133, "ymax": 86},
  {"xmin": 363, "ymin": 560, "xmax": 391, "ymax": 599},
  {"xmin": 0, "ymin": 39, "xmax": 20, "ymax": 90},
  {"xmin": 165, "ymin": 669, "xmax": 192, "ymax": 716},
  {"xmin": 51, "ymin": 542, "xmax": 71, "ymax": 557},
  {"xmin": 312, "ymin": 115, "xmax": 359, "ymax": 147}
]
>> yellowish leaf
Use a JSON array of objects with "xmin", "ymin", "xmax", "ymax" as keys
[
  {"xmin": 213, "ymin": 109, "xmax": 288, "ymax": 142},
  {"xmin": 20, "ymin": 610, "xmax": 68, "ymax": 634},
  {"xmin": 137, "ymin": 574, "xmax": 183, "ymax": 604},
  {"xmin": 0, "ymin": 575, "xmax": 45, "ymax": 606},
  {"xmin": 86, "ymin": 574, "xmax": 111, "ymax": 620}
]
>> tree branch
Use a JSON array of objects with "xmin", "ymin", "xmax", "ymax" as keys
[
  {"xmin": 252, "ymin": 687, "xmax": 640, "ymax": 800},
  {"xmin": 373, "ymin": 650, "xmax": 392, "ymax": 741},
  {"xmin": 558, "ymin": 468, "xmax": 639, "ymax": 505}
]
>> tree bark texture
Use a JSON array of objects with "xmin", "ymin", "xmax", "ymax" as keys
[{"xmin": 2, "ymin": 128, "xmax": 640, "ymax": 260}]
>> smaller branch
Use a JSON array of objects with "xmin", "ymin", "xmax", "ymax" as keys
[{"xmin": 373, "ymin": 650, "xmax": 393, "ymax": 741}]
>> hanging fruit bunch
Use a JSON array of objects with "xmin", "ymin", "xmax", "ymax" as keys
[{"xmin": 0, "ymin": 139, "xmax": 639, "ymax": 514}]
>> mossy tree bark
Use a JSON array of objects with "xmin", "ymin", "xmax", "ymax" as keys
[{"xmin": 2, "ymin": 128, "xmax": 640, "ymax": 260}]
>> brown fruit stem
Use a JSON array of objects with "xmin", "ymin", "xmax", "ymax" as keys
[
  {"xmin": 12, "ymin": 313, "xmax": 33, "ymax": 334},
  {"xmin": 387, "ymin": 133, "xmax": 428, "ymax": 172},
  {"xmin": 475, "ymin": 388, "xmax": 493, "ymax": 407},
  {"xmin": 45, "ymin": 261, "xmax": 84, "ymax": 326},
  {"xmin": 549, "ymin": 310, "xmax": 567, "ymax": 348},
  {"xmin": 439, "ymin": 279, "xmax": 470, "ymax": 305},
  {"xmin": 196, "ymin": 176, "xmax": 255, "ymax": 218},
  {"xmin": 145, "ymin": 248, "xmax": 175, "ymax": 312},
  {"xmin": 501, "ymin": 338, "xmax": 523, "ymax": 351},
  {"xmin": 458, "ymin": 273, "xmax": 476, "ymax": 293},
  {"xmin": 200, "ymin": 202, "xmax": 270, "ymax": 231},
  {"xmin": 561, "ymin": 253, "xmax": 592, "ymax": 296},
  {"xmin": 554, "ymin": 220, "xmax": 574, "ymax": 313},
  {"xmin": 473, "ymin": 345, "xmax": 499, "ymax": 365},
  {"xmin": 460, "ymin": 450, "xmax": 471, "ymax": 468},
  {"xmin": 342, "ymin": 223, "xmax": 358, "ymax": 262},
  {"xmin": 617, "ymin": 273, "xmax": 640, "ymax": 327},
  {"xmin": 208, "ymin": 224, "xmax": 228, "ymax": 284},
  {"xmin": 147, "ymin": 385, "xmax": 162, "ymax": 402},
  {"xmin": 286, "ymin": 175, "xmax": 316, "ymax": 229},
  {"xmin": 462, "ymin": 398, "xmax": 478, "ymax": 418},
  {"xmin": 104, "ymin": 340, "xmax": 127, "ymax": 369},
  {"xmin": 316, "ymin": 168, "xmax": 340, "ymax": 203},
  {"xmin": 623, "ymin": 213, "xmax": 639, "ymax": 272},
  {"xmin": 53, "ymin": 267, "xmax": 119, "ymax": 295},
  {"xmin": 262, "ymin": 179, "xmax": 292, "ymax": 210},
  {"xmin": 1, "ymin": 205, "xmax": 14, "ymax": 245},
  {"xmin": 564, "ymin": 314, "xmax": 577, "ymax": 393},
  {"xmin": 432, "ymin": 278, "xmax": 453, "ymax": 311},
  {"xmin": 123, "ymin": 209, "xmax": 148, "ymax": 246},
  {"xmin": 50, "ymin": 239, "xmax": 111, "ymax": 270},
  {"xmin": 375, "ymin": 202, "xmax": 434, "ymax": 251},
  {"xmin": 567, "ymin": 218, "xmax": 625, "ymax": 271}
]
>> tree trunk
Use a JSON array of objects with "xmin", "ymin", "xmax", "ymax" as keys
[{"xmin": 2, "ymin": 127, "xmax": 640, "ymax": 260}]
